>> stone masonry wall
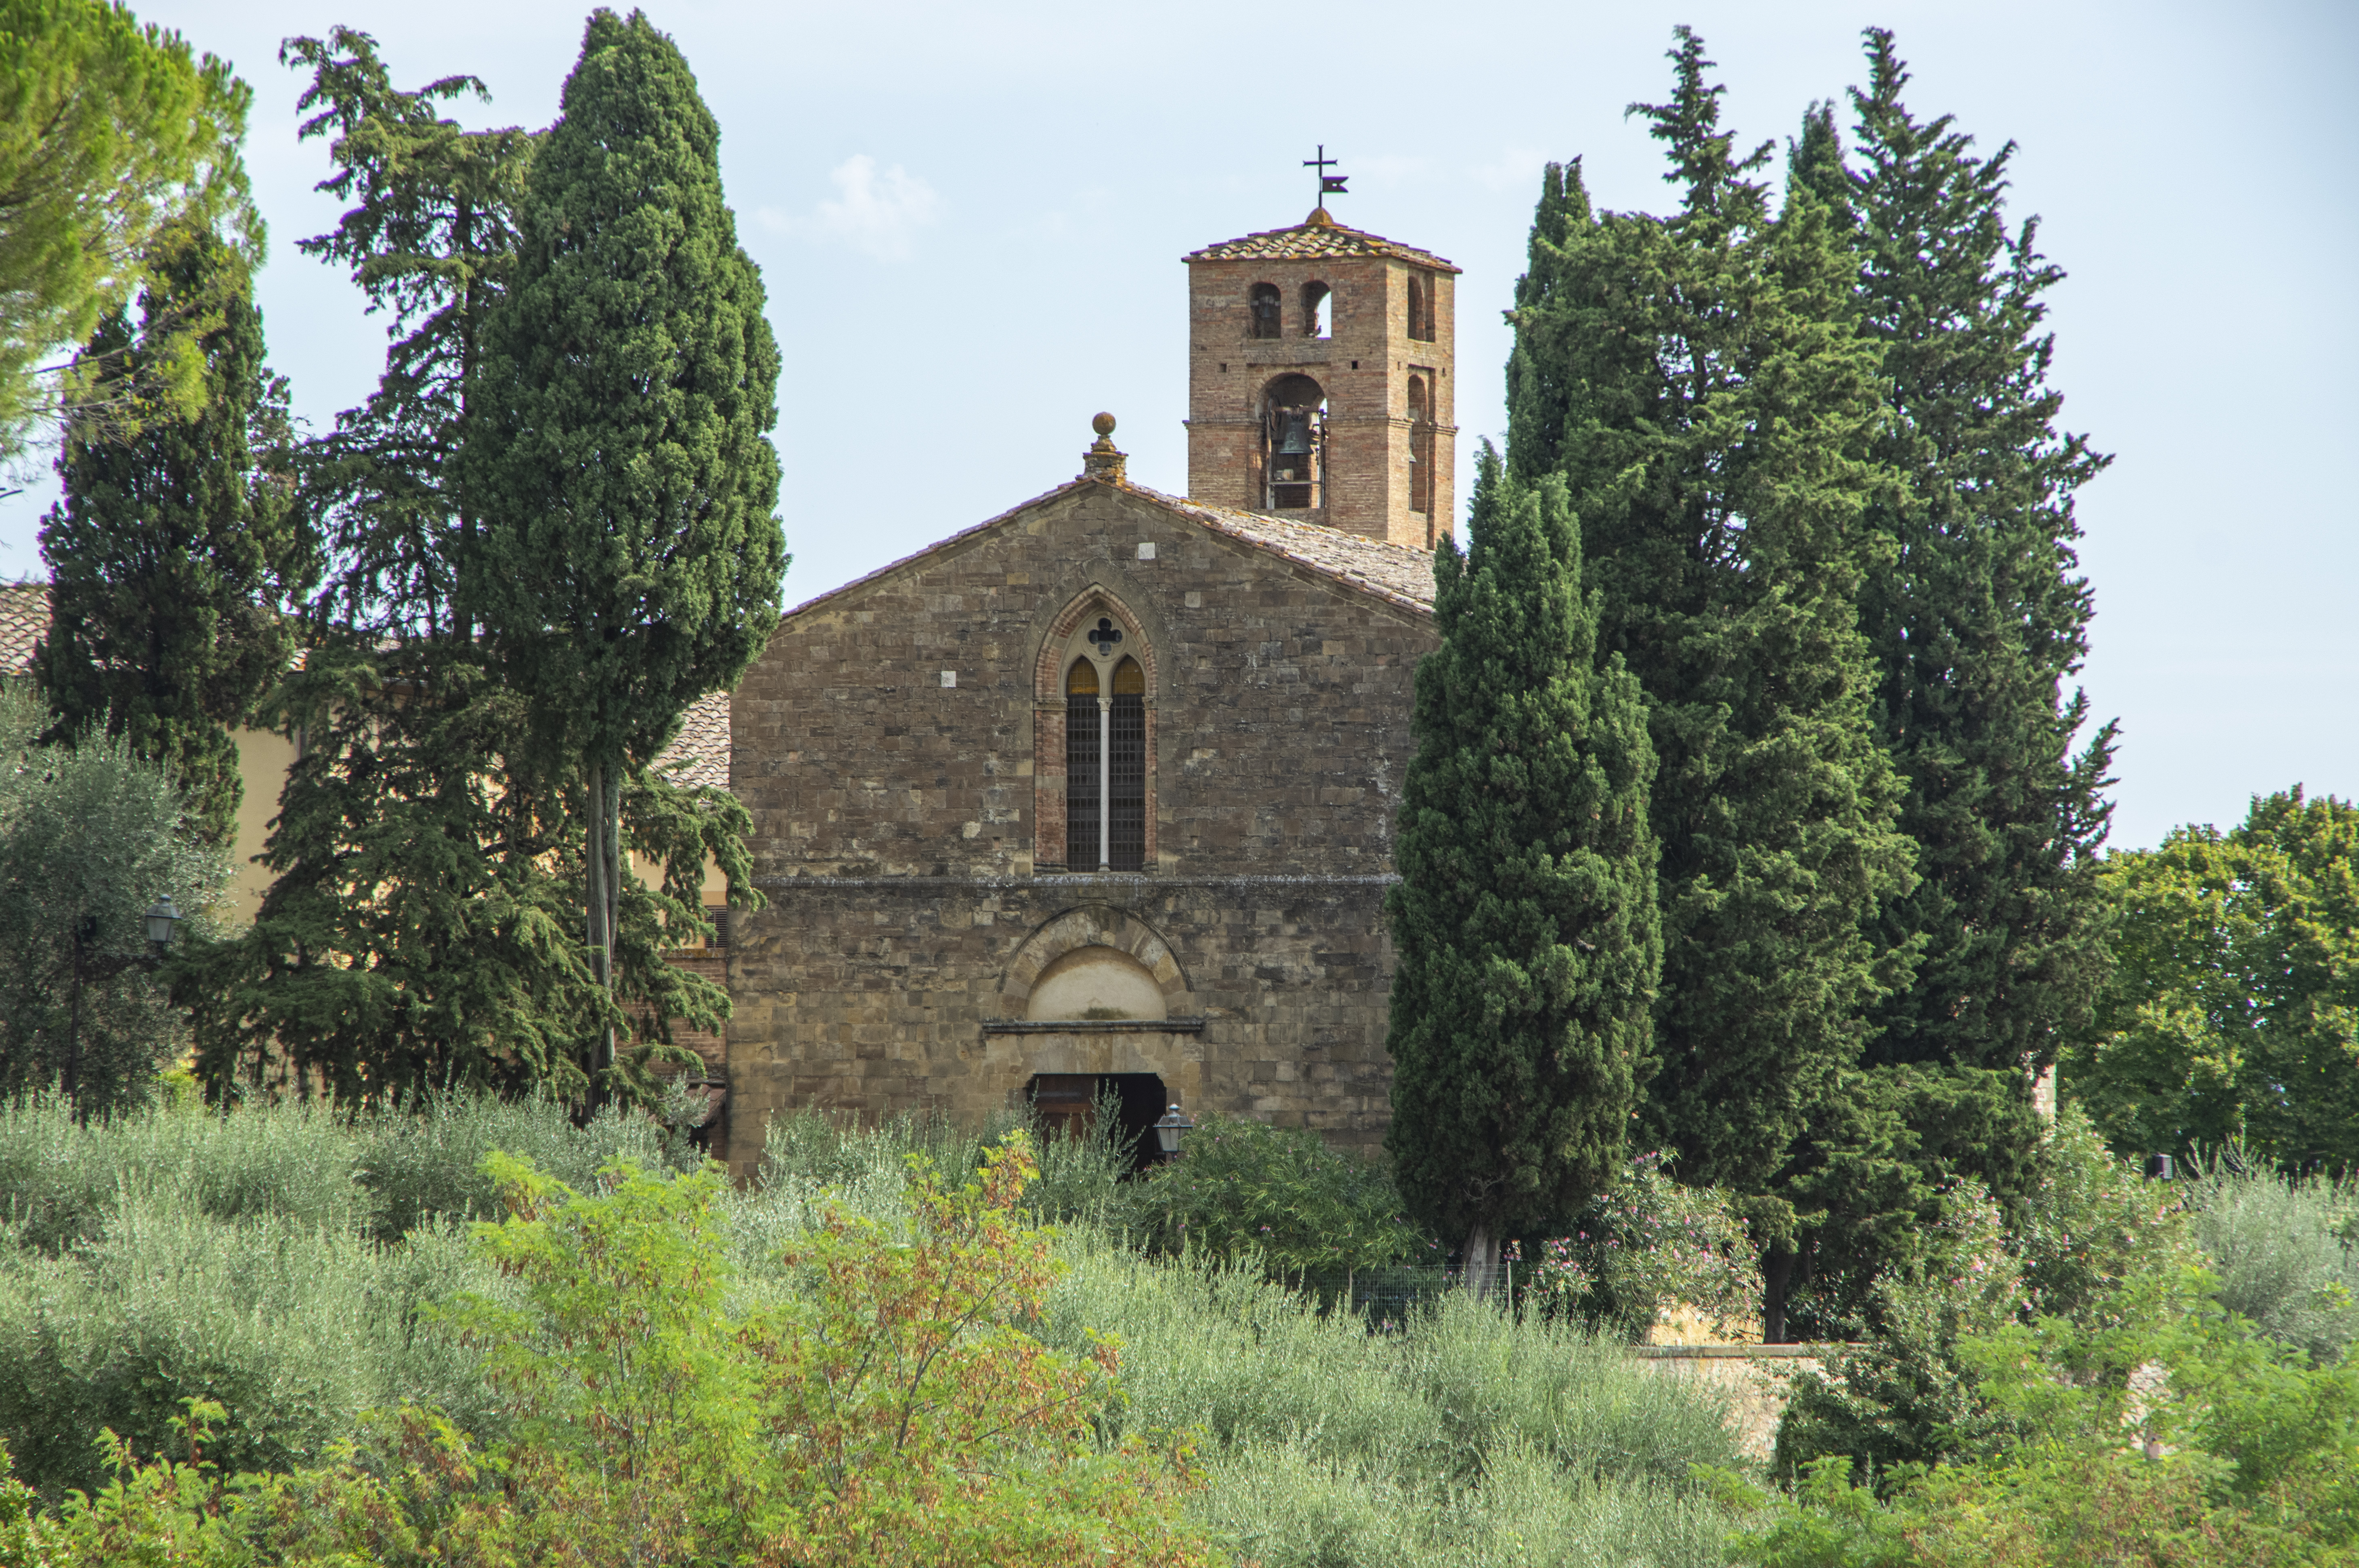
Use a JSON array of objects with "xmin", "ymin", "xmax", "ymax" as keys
[{"xmin": 724, "ymin": 478, "xmax": 1437, "ymax": 1177}]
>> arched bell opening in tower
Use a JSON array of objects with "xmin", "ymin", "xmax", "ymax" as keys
[{"xmin": 1260, "ymin": 372, "xmax": 1327, "ymax": 513}]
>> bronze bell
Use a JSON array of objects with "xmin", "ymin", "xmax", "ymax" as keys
[{"xmin": 1276, "ymin": 410, "xmax": 1314, "ymax": 456}]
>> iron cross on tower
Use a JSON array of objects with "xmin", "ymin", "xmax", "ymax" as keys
[{"xmin": 1304, "ymin": 145, "xmax": 1347, "ymax": 206}]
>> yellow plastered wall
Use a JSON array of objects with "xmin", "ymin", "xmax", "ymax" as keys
[
  {"xmin": 229, "ymin": 726, "xmax": 299, "ymax": 923},
  {"xmin": 223, "ymin": 726, "xmax": 727, "ymax": 934},
  {"xmin": 627, "ymin": 848, "xmax": 728, "ymax": 944}
]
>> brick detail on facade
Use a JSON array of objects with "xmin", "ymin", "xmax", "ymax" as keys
[{"xmin": 1183, "ymin": 212, "xmax": 1459, "ymax": 551}]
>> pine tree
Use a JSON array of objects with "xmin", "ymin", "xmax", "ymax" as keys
[
  {"xmin": 1505, "ymin": 29, "xmax": 1917, "ymax": 1335},
  {"xmin": 184, "ymin": 30, "xmax": 752, "ymax": 1107},
  {"xmin": 1795, "ymin": 30, "xmax": 2116, "ymax": 1087},
  {"xmin": 1385, "ymin": 450, "xmax": 1661, "ymax": 1285},
  {"xmin": 34, "ymin": 220, "xmax": 307, "ymax": 846},
  {"xmin": 466, "ymin": 8, "xmax": 784, "ymax": 1103}
]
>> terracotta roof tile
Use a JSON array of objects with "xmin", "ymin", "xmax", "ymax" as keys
[
  {"xmin": 1185, "ymin": 211, "xmax": 1460, "ymax": 274},
  {"xmin": 0, "ymin": 582, "xmax": 46, "ymax": 674},
  {"xmin": 654, "ymin": 689, "xmax": 731, "ymax": 791}
]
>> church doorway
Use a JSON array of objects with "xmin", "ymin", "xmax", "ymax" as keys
[{"xmin": 1026, "ymin": 1071, "xmax": 1168, "ymax": 1174}]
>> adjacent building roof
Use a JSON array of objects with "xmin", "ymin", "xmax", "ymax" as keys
[
  {"xmin": 657, "ymin": 690, "xmax": 731, "ymax": 790},
  {"xmin": 1184, "ymin": 209, "xmax": 1461, "ymax": 274},
  {"xmin": 0, "ymin": 581, "xmax": 46, "ymax": 673}
]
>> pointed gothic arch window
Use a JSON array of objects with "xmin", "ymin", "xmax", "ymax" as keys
[{"xmin": 1043, "ymin": 605, "xmax": 1154, "ymax": 873}]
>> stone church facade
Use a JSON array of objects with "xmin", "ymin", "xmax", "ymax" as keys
[{"xmin": 718, "ymin": 207, "xmax": 1457, "ymax": 1177}]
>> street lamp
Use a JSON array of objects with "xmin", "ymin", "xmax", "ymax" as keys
[
  {"xmin": 66, "ymin": 895, "xmax": 182, "ymax": 1106},
  {"xmin": 1153, "ymin": 1101, "xmax": 1194, "ymax": 1162},
  {"xmin": 144, "ymin": 895, "xmax": 182, "ymax": 953}
]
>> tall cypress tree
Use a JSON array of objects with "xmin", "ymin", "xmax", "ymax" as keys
[
  {"xmin": 1793, "ymin": 29, "xmax": 2116, "ymax": 1085},
  {"xmin": 1506, "ymin": 29, "xmax": 1917, "ymax": 1334},
  {"xmin": 1386, "ymin": 450, "xmax": 1660, "ymax": 1284},
  {"xmin": 185, "ymin": 31, "xmax": 751, "ymax": 1107},
  {"xmin": 467, "ymin": 9, "xmax": 784, "ymax": 1102},
  {"xmin": 34, "ymin": 221, "xmax": 307, "ymax": 846}
]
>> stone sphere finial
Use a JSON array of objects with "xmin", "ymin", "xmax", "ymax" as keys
[{"xmin": 1082, "ymin": 411, "xmax": 1126, "ymax": 484}]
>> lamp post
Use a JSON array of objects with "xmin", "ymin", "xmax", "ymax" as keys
[
  {"xmin": 1153, "ymin": 1101, "xmax": 1194, "ymax": 1163},
  {"xmin": 64, "ymin": 895, "xmax": 182, "ymax": 1106}
]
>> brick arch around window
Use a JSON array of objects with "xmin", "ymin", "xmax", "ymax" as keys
[{"xmin": 1032, "ymin": 586, "xmax": 1159, "ymax": 873}]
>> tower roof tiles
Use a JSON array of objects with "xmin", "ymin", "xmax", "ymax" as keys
[{"xmin": 1184, "ymin": 210, "xmax": 1460, "ymax": 274}]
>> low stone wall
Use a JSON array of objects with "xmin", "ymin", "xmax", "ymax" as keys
[{"xmin": 1631, "ymin": 1344, "xmax": 1852, "ymax": 1463}]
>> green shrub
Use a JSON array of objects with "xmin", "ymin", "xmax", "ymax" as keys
[
  {"xmin": 1136, "ymin": 1110, "xmax": 1420, "ymax": 1281},
  {"xmin": 2014, "ymin": 1102, "xmax": 2197, "ymax": 1328},
  {"xmin": 2184, "ymin": 1151, "xmax": 2359, "ymax": 1366},
  {"xmin": 0, "ymin": 1189, "xmax": 501, "ymax": 1501},
  {"xmin": 1046, "ymin": 1233, "xmax": 1744, "ymax": 1566},
  {"xmin": 356, "ymin": 1089, "xmax": 678, "ymax": 1242},
  {"xmin": 1735, "ymin": 1267, "xmax": 2359, "ymax": 1566},
  {"xmin": 1052, "ymin": 1239, "xmax": 1441, "ymax": 1464},
  {"xmin": 1773, "ymin": 1181, "xmax": 2028, "ymax": 1486},
  {"xmin": 1776, "ymin": 1109, "xmax": 2198, "ymax": 1488},
  {"xmin": 0, "ymin": 1091, "xmax": 366, "ymax": 1254},
  {"xmin": 1524, "ymin": 1151, "xmax": 1760, "ymax": 1340},
  {"xmin": 757, "ymin": 1100, "xmax": 1147, "ymax": 1239},
  {"xmin": 2, "ymin": 1095, "xmax": 1753, "ymax": 1566}
]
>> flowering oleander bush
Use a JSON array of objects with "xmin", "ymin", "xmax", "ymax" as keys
[{"xmin": 1524, "ymin": 1151, "xmax": 1761, "ymax": 1340}]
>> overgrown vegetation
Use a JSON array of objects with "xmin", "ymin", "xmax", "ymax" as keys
[
  {"xmin": 0, "ymin": 688, "xmax": 229, "ymax": 1115},
  {"xmin": 0, "ymin": 1095, "xmax": 1743, "ymax": 1567},
  {"xmin": 8, "ymin": 1088, "xmax": 2356, "ymax": 1565}
]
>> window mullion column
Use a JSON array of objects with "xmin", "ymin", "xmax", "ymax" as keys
[{"xmin": 1097, "ymin": 695, "xmax": 1111, "ymax": 871}]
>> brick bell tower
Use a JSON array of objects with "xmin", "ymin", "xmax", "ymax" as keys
[{"xmin": 1183, "ymin": 155, "xmax": 1459, "ymax": 549}]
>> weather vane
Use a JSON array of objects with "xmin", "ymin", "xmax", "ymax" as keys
[{"xmin": 1304, "ymin": 144, "xmax": 1347, "ymax": 206}]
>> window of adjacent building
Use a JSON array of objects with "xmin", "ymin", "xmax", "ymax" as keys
[
  {"xmin": 1302, "ymin": 281, "xmax": 1331, "ymax": 339},
  {"xmin": 1062, "ymin": 651, "xmax": 1147, "ymax": 872},
  {"xmin": 1248, "ymin": 282, "xmax": 1282, "ymax": 339}
]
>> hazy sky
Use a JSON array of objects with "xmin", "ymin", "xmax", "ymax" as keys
[{"xmin": 5, "ymin": 0, "xmax": 2351, "ymax": 850}]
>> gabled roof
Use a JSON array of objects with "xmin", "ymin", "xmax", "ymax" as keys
[
  {"xmin": 1184, "ymin": 209, "xmax": 1461, "ymax": 274},
  {"xmin": 783, "ymin": 477, "xmax": 1436, "ymax": 624},
  {"xmin": 0, "ymin": 579, "xmax": 733, "ymax": 788}
]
